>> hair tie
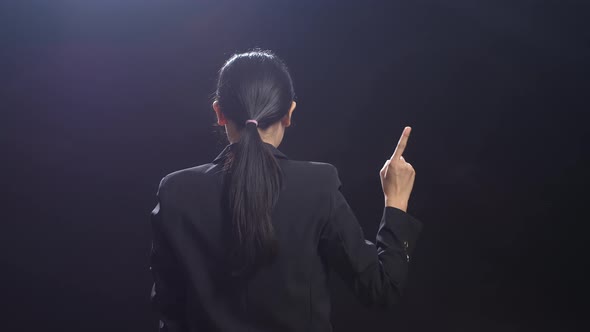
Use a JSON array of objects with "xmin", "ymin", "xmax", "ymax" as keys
[{"xmin": 245, "ymin": 119, "xmax": 258, "ymax": 127}]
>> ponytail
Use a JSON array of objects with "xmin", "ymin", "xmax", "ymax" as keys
[
  {"xmin": 215, "ymin": 50, "xmax": 294, "ymax": 276},
  {"xmin": 223, "ymin": 121, "xmax": 283, "ymax": 276}
]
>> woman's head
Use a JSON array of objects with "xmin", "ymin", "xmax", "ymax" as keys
[
  {"xmin": 213, "ymin": 50, "xmax": 296, "ymax": 146},
  {"xmin": 215, "ymin": 50, "xmax": 295, "ymax": 277}
]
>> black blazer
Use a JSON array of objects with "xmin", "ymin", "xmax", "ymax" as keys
[{"xmin": 150, "ymin": 142, "xmax": 423, "ymax": 332}]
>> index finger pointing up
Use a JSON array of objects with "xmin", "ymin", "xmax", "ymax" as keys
[{"xmin": 392, "ymin": 126, "xmax": 412, "ymax": 160}]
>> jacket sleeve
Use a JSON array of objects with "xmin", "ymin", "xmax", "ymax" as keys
[
  {"xmin": 318, "ymin": 165, "xmax": 423, "ymax": 308},
  {"xmin": 150, "ymin": 177, "xmax": 188, "ymax": 332}
]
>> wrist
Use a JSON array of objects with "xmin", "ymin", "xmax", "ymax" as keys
[{"xmin": 385, "ymin": 198, "xmax": 408, "ymax": 212}]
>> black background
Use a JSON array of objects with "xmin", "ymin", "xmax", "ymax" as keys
[{"xmin": 1, "ymin": 0, "xmax": 588, "ymax": 331}]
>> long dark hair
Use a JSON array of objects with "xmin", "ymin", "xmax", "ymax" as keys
[{"xmin": 215, "ymin": 50, "xmax": 295, "ymax": 276}]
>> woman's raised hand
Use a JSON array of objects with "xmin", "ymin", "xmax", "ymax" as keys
[{"xmin": 380, "ymin": 126, "xmax": 416, "ymax": 212}]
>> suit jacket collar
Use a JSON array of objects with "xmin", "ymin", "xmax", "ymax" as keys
[{"xmin": 212, "ymin": 142, "xmax": 289, "ymax": 164}]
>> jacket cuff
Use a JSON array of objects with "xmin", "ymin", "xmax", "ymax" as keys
[{"xmin": 382, "ymin": 207, "xmax": 423, "ymax": 257}]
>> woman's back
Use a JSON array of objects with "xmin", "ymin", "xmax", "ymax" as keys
[{"xmin": 151, "ymin": 142, "xmax": 422, "ymax": 332}]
